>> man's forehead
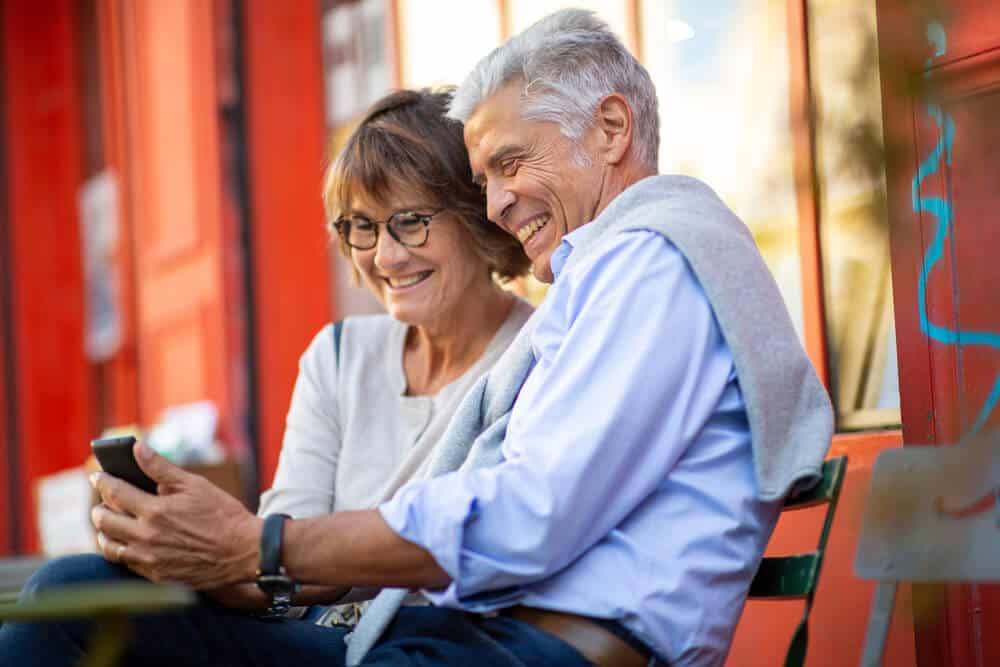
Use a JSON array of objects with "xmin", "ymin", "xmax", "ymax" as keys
[{"xmin": 463, "ymin": 82, "xmax": 523, "ymax": 160}]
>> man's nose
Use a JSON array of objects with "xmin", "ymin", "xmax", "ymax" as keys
[
  {"xmin": 373, "ymin": 227, "xmax": 409, "ymax": 270},
  {"xmin": 486, "ymin": 182, "xmax": 515, "ymax": 226}
]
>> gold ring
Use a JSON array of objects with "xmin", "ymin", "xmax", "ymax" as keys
[{"xmin": 116, "ymin": 543, "xmax": 127, "ymax": 562}]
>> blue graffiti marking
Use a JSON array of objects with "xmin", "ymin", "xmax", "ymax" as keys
[
  {"xmin": 926, "ymin": 21, "xmax": 946, "ymax": 60},
  {"xmin": 912, "ymin": 23, "xmax": 1000, "ymax": 436}
]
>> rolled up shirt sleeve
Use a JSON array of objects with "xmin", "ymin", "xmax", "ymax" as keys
[{"xmin": 379, "ymin": 231, "xmax": 739, "ymax": 608}]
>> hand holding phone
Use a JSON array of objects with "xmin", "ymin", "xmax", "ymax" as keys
[{"xmin": 91, "ymin": 435, "xmax": 158, "ymax": 494}]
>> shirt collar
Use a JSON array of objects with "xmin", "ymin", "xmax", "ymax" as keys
[{"xmin": 550, "ymin": 223, "xmax": 596, "ymax": 279}]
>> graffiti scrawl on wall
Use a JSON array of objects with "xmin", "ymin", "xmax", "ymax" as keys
[
  {"xmin": 914, "ymin": 23, "xmax": 1000, "ymax": 437},
  {"xmin": 856, "ymin": 23, "xmax": 1000, "ymax": 585}
]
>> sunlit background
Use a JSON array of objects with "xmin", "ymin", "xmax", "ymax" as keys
[{"xmin": 328, "ymin": 0, "xmax": 898, "ymax": 430}]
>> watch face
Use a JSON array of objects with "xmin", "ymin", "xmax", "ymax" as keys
[{"xmin": 257, "ymin": 574, "xmax": 297, "ymax": 596}]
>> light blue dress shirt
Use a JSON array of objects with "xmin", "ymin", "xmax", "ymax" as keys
[{"xmin": 379, "ymin": 229, "xmax": 781, "ymax": 666}]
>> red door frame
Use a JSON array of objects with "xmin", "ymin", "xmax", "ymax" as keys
[
  {"xmin": 242, "ymin": 0, "xmax": 334, "ymax": 490},
  {"xmin": 877, "ymin": 0, "xmax": 1000, "ymax": 664},
  {"xmin": 0, "ymin": 0, "xmax": 12, "ymax": 553},
  {"xmin": 2, "ymin": 0, "xmax": 94, "ymax": 553}
]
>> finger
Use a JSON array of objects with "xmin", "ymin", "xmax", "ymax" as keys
[
  {"xmin": 134, "ymin": 440, "xmax": 191, "ymax": 488},
  {"xmin": 91, "ymin": 500, "xmax": 145, "ymax": 544},
  {"xmin": 91, "ymin": 471, "xmax": 152, "ymax": 515},
  {"xmin": 96, "ymin": 531, "xmax": 129, "ymax": 565}
]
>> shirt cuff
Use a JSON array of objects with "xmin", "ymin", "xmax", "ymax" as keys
[{"xmin": 378, "ymin": 472, "xmax": 477, "ymax": 607}]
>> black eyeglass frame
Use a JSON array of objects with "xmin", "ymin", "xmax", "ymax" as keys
[{"xmin": 335, "ymin": 208, "xmax": 447, "ymax": 250}]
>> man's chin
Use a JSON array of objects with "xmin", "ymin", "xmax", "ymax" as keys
[{"xmin": 531, "ymin": 260, "xmax": 555, "ymax": 284}]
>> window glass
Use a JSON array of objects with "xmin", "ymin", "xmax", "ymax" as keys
[
  {"xmin": 398, "ymin": 0, "xmax": 501, "ymax": 88},
  {"xmin": 321, "ymin": 0, "xmax": 393, "ymax": 128},
  {"xmin": 640, "ymin": 0, "xmax": 805, "ymax": 341},
  {"xmin": 321, "ymin": 0, "xmax": 395, "ymax": 316},
  {"xmin": 810, "ymin": 0, "xmax": 900, "ymax": 429}
]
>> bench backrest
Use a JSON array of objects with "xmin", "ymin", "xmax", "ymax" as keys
[{"xmin": 748, "ymin": 455, "xmax": 848, "ymax": 667}]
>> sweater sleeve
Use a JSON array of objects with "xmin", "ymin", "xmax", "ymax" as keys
[{"xmin": 258, "ymin": 324, "xmax": 343, "ymax": 518}]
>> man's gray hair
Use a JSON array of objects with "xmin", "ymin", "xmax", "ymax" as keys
[{"xmin": 448, "ymin": 8, "xmax": 660, "ymax": 170}]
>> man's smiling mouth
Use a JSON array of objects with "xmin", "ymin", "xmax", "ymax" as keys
[{"xmin": 517, "ymin": 214, "xmax": 550, "ymax": 243}]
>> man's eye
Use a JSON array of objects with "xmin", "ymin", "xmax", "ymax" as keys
[{"xmin": 500, "ymin": 159, "xmax": 519, "ymax": 176}]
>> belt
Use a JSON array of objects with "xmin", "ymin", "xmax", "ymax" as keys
[{"xmin": 502, "ymin": 606, "xmax": 650, "ymax": 667}]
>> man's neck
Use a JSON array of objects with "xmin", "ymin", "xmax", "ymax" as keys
[{"xmin": 589, "ymin": 161, "xmax": 658, "ymax": 224}]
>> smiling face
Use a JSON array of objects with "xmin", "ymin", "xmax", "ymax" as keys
[
  {"xmin": 464, "ymin": 82, "xmax": 607, "ymax": 283},
  {"xmin": 349, "ymin": 186, "xmax": 493, "ymax": 328}
]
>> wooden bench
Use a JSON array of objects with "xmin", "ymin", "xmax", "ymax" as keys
[{"xmin": 747, "ymin": 456, "xmax": 848, "ymax": 667}]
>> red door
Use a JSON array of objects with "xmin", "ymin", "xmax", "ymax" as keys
[
  {"xmin": 877, "ymin": 1, "xmax": 1000, "ymax": 664},
  {"xmin": 1, "ymin": 0, "xmax": 93, "ymax": 553},
  {"xmin": 115, "ymin": 0, "xmax": 245, "ymax": 452}
]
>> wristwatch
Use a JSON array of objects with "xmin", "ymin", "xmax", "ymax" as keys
[{"xmin": 256, "ymin": 513, "xmax": 299, "ymax": 617}]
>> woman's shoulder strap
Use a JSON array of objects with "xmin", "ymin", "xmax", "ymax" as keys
[{"xmin": 331, "ymin": 319, "xmax": 344, "ymax": 367}]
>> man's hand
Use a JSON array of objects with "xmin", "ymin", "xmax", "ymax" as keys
[{"xmin": 90, "ymin": 441, "xmax": 262, "ymax": 590}]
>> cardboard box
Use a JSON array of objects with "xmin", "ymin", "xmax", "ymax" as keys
[{"xmin": 34, "ymin": 467, "xmax": 96, "ymax": 557}]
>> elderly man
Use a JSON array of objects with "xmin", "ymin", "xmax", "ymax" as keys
[{"xmin": 2, "ymin": 9, "xmax": 831, "ymax": 667}]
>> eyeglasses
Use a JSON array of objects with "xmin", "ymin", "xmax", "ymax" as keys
[{"xmin": 335, "ymin": 208, "xmax": 447, "ymax": 250}]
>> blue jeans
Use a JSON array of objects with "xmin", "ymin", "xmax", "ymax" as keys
[{"xmin": 0, "ymin": 555, "xmax": 593, "ymax": 666}]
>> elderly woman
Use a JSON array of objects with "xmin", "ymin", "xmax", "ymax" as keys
[
  {"xmin": 0, "ymin": 88, "xmax": 531, "ymax": 661},
  {"xmin": 245, "ymin": 87, "xmax": 532, "ymax": 617},
  {"xmin": 262, "ymin": 87, "xmax": 531, "ymax": 531}
]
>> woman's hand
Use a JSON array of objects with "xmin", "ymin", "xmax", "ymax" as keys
[{"xmin": 90, "ymin": 441, "xmax": 262, "ymax": 590}]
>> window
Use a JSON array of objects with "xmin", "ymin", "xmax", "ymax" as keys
[
  {"xmin": 324, "ymin": 0, "xmax": 902, "ymax": 431},
  {"xmin": 398, "ymin": 0, "xmax": 502, "ymax": 88},
  {"xmin": 810, "ymin": 0, "xmax": 900, "ymax": 429},
  {"xmin": 641, "ymin": 0, "xmax": 805, "ymax": 340}
]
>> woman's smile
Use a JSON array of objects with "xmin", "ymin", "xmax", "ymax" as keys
[{"xmin": 384, "ymin": 270, "xmax": 434, "ymax": 291}]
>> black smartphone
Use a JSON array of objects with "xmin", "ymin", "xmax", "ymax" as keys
[{"xmin": 91, "ymin": 435, "xmax": 158, "ymax": 494}]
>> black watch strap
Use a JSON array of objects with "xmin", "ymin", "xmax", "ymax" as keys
[{"xmin": 259, "ymin": 513, "xmax": 290, "ymax": 576}]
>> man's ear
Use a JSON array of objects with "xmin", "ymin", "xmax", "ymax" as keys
[{"xmin": 593, "ymin": 93, "xmax": 634, "ymax": 165}]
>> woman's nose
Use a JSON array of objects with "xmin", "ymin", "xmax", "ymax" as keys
[{"xmin": 373, "ymin": 227, "xmax": 409, "ymax": 269}]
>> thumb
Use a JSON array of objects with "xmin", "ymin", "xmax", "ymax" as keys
[{"xmin": 134, "ymin": 440, "xmax": 189, "ymax": 486}]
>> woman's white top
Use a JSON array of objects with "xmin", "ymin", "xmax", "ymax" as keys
[{"xmin": 259, "ymin": 297, "xmax": 533, "ymax": 518}]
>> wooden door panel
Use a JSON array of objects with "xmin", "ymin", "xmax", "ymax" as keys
[
  {"xmin": 122, "ymin": 0, "xmax": 233, "ymax": 432},
  {"xmin": 944, "ymin": 87, "xmax": 1000, "ymax": 436},
  {"xmin": 877, "ymin": 1, "xmax": 1000, "ymax": 663},
  {"xmin": 932, "ymin": 0, "xmax": 1000, "ymax": 63},
  {"xmin": 2, "ymin": 0, "xmax": 93, "ymax": 552},
  {"xmin": 913, "ymin": 59, "xmax": 1000, "ymax": 441},
  {"xmin": 910, "ymin": 101, "xmax": 965, "ymax": 445}
]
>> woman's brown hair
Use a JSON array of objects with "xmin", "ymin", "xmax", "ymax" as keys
[{"xmin": 323, "ymin": 88, "xmax": 530, "ymax": 281}]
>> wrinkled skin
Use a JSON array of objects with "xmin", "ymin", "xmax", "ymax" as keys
[{"xmin": 90, "ymin": 441, "xmax": 260, "ymax": 589}]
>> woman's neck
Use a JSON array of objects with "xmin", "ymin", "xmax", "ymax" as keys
[{"xmin": 403, "ymin": 281, "xmax": 515, "ymax": 397}]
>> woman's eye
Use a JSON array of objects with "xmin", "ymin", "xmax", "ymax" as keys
[
  {"xmin": 396, "ymin": 215, "xmax": 424, "ymax": 229},
  {"xmin": 353, "ymin": 220, "xmax": 375, "ymax": 232}
]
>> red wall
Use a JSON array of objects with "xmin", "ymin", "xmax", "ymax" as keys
[
  {"xmin": 2, "ymin": 0, "xmax": 94, "ymax": 552},
  {"xmin": 243, "ymin": 1, "xmax": 333, "ymax": 489}
]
